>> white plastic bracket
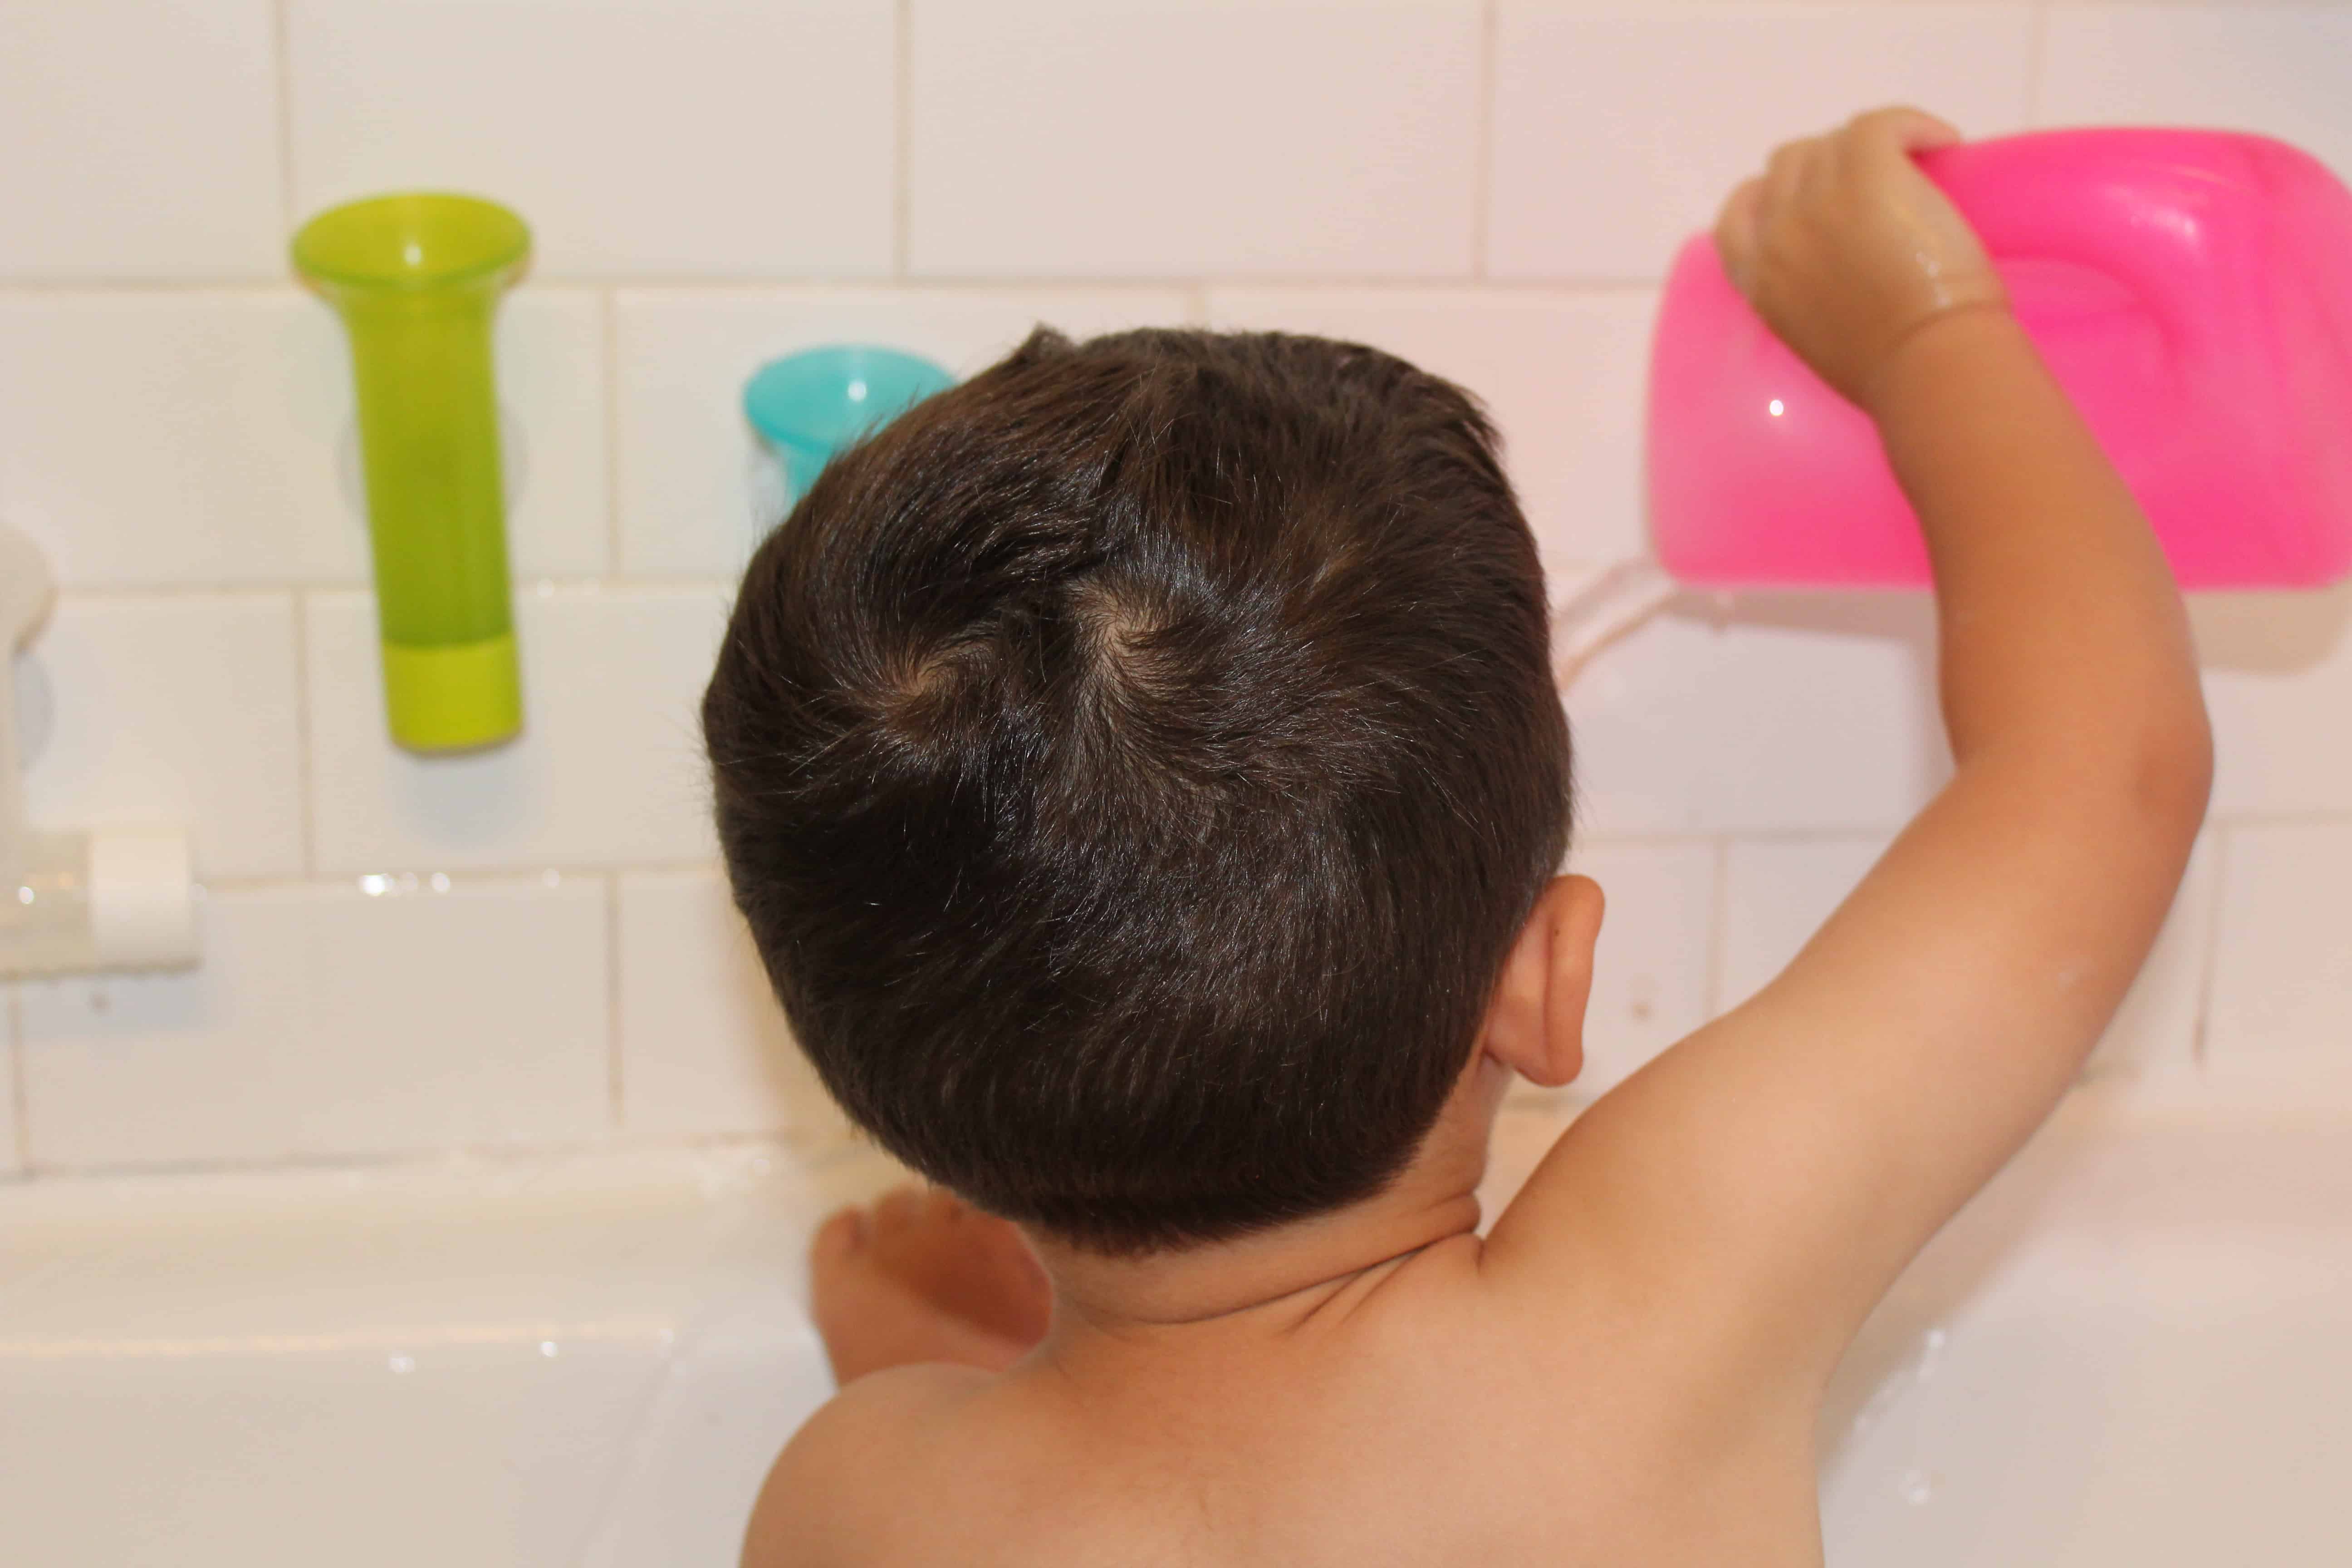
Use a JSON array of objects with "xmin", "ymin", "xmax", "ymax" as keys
[
  {"xmin": 0, "ymin": 521, "xmax": 198, "ymax": 974},
  {"xmin": 1551, "ymin": 558, "xmax": 1681, "ymax": 686}
]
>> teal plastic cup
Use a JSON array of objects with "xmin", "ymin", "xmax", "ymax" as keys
[{"xmin": 743, "ymin": 346, "xmax": 956, "ymax": 509}]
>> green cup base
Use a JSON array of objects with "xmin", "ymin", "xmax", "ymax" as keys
[{"xmin": 382, "ymin": 633, "xmax": 523, "ymax": 752}]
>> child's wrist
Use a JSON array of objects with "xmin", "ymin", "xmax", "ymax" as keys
[{"xmin": 1860, "ymin": 302, "xmax": 2024, "ymax": 427}]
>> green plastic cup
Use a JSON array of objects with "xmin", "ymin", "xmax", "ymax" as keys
[{"xmin": 293, "ymin": 193, "xmax": 530, "ymax": 752}]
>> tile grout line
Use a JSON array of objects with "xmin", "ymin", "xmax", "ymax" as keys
[
  {"xmin": 289, "ymin": 588, "xmax": 318, "ymax": 878},
  {"xmin": 18, "ymin": 1125, "xmax": 845, "ymax": 1187},
  {"xmin": 893, "ymin": 0, "xmax": 913, "ymax": 278},
  {"xmin": 2022, "ymin": 0, "xmax": 2051, "ymax": 128},
  {"xmin": 270, "ymin": 0, "xmax": 300, "ymax": 233},
  {"xmin": 7, "ymin": 985, "xmax": 29, "ymax": 1171},
  {"xmin": 600, "ymin": 290, "xmax": 624, "ymax": 573},
  {"xmin": 2189, "ymin": 825, "xmax": 2233, "ymax": 1070},
  {"xmin": 605, "ymin": 872, "xmax": 626, "ymax": 1131},
  {"xmin": 59, "ymin": 577, "xmax": 742, "ymax": 600},
  {"xmin": 206, "ymin": 861, "xmax": 719, "ymax": 897},
  {"xmin": 1471, "ymin": 0, "xmax": 1498, "ymax": 279},
  {"xmin": 0, "ymin": 274, "xmax": 1670, "ymax": 297}
]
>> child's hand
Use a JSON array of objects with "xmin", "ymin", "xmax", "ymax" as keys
[{"xmin": 1713, "ymin": 106, "xmax": 2007, "ymax": 414}]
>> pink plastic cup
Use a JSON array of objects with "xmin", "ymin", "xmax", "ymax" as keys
[{"xmin": 1647, "ymin": 128, "xmax": 2352, "ymax": 589}]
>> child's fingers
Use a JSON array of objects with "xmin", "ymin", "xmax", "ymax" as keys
[
  {"xmin": 1713, "ymin": 176, "xmax": 1765, "ymax": 294},
  {"xmin": 1845, "ymin": 104, "xmax": 1962, "ymax": 160},
  {"xmin": 1764, "ymin": 137, "xmax": 1810, "ymax": 201}
]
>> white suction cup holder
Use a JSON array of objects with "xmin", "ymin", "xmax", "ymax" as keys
[
  {"xmin": 1551, "ymin": 559, "xmax": 1681, "ymax": 686},
  {"xmin": 0, "ymin": 522, "xmax": 198, "ymax": 976}
]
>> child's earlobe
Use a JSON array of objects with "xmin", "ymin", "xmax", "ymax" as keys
[
  {"xmin": 1480, "ymin": 875, "xmax": 1603, "ymax": 1089},
  {"xmin": 1538, "ymin": 876, "xmax": 1605, "ymax": 1087}
]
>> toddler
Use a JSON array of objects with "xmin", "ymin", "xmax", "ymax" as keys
[{"xmin": 704, "ymin": 108, "xmax": 2211, "ymax": 1566}]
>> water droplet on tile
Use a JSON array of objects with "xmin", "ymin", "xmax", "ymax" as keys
[
  {"xmin": 1900, "ymin": 1468, "xmax": 1937, "ymax": 1505},
  {"xmin": 388, "ymin": 1353, "xmax": 415, "ymax": 1375},
  {"xmin": 539, "ymin": 1340, "xmax": 559, "ymax": 1358}
]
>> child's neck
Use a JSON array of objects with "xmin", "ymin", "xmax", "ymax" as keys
[{"xmin": 1024, "ymin": 1058, "xmax": 1507, "ymax": 1352}]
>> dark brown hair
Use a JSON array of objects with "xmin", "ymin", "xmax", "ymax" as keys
[{"xmin": 704, "ymin": 328, "xmax": 1569, "ymax": 1252}]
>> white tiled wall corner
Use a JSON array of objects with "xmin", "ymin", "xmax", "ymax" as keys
[
  {"xmin": 1566, "ymin": 594, "xmax": 1948, "ymax": 837},
  {"xmin": 613, "ymin": 289, "xmax": 1194, "ymax": 578},
  {"xmin": 2206, "ymin": 820, "xmax": 2352, "ymax": 1069},
  {"xmin": 907, "ymin": 0, "xmax": 1483, "ymax": 277},
  {"xmin": 616, "ymin": 870, "xmax": 849, "ymax": 1146},
  {"xmin": 17, "ymin": 596, "xmax": 304, "ymax": 882},
  {"xmin": 0, "ymin": 290, "xmax": 606, "ymax": 587},
  {"xmin": 1205, "ymin": 289, "xmax": 1659, "ymax": 577},
  {"xmin": 305, "ymin": 587, "xmax": 728, "ymax": 873},
  {"xmin": 1488, "ymin": 3, "xmax": 2036, "ymax": 280},
  {"xmin": 16, "ymin": 878, "xmax": 610, "ymax": 1168},
  {"xmin": 0, "ymin": 0, "xmax": 282, "ymax": 279},
  {"xmin": 1720, "ymin": 829, "xmax": 2224, "ymax": 1076},
  {"xmin": 1557, "ymin": 839, "xmax": 1717, "ymax": 1097},
  {"xmin": 2040, "ymin": 6, "xmax": 2352, "ymax": 177},
  {"xmin": 2194, "ymin": 588, "xmax": 2352, "ymax": 820},
  {"xmin": 284, "ymin": 0, "xmax": 897, "ymax": 278}
]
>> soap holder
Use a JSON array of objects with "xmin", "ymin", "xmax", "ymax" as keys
[{"xmin": 0, "ymin": 523, "xmax": 197, "ymax": 976}]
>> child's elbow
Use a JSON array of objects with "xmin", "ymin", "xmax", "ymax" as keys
[{"xmin": 2127, "ymin": 701, "xmax": 2215, "ymax": 842}]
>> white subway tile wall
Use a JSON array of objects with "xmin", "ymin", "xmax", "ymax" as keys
[
  {"xmin": 304, "ymin": 587, "xmax": 728, "ymax": 873},
  {"xmin": 2039, "ymin": 6, "xmax": 2352, "ymax": 177},
  {"xmin": 17, "ymin": 879, "xmax": 609, "ymax": 1169},
  {"xmin": 2, "ymin": 0, "xmax": 2345, "ymax": 1176},
  {"xmin": 18, "ymin": 596, "xmax": 304, "ymax": 881},
  {"xmin": 0, "ymin": 291, "xmax": 607, "ymax": 586},
  {"xmin": 2207, "ymin": 822, "xmax": 2352, "ymax": 1069},
  {"xmin": 284, "ymin": 0, "xmax": 898, "ymax": 278},
  {"xmin": 2, "ymin": 1008, "xmax": 20, "ymax": 1173},
  {"xmin": 615, "ymin": 870, "xmax": 847, "ymax": 1145},
  {"xmin": 2193, "ymin": 588, "xmax": 2352, "ymax": 819},
  {"xmin": 1489, "ymin": 3, "xmax": 2037, "ymax": 279},
  {"xmin": 1568, "ymin": 595, "xmax": 1949, "ymax": 838},
  {"xmin": 0, "ymin": 0, "xmax": 283, "ymax": 279},
  {"xmin": 907, "ymin": 0, "xmax": 1484, "ymax": 277},
  {"xmin": 1558, "ymin": 839, "xmax": 1719, "ymax": 1096}
]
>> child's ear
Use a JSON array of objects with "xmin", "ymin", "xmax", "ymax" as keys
[{"xmin": 1480, "ymin": 874, "xmax": 1606, "ymax": 1088}]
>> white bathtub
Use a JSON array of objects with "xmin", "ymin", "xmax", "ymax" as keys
[{"xmin": 4, "ymin": 1068, "xmax": 2347, "ymax": 1565}]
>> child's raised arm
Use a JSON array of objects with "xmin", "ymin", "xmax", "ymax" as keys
[{"xmin": 1485, "ymin": 108, "xmax": 2212, "ymax": 1416}]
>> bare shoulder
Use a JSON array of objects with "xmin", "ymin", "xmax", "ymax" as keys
[{"xmin": 742, "ymin": 1364, "xmax": 989, "ymax": 1568}]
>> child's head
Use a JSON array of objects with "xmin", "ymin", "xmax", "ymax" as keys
[{"xmin": 704, "ymin": 328, "xmax": 1571, "ymax": 1254}]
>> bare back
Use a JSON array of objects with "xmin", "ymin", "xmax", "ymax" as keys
[{"xmin": 756, "ymin": 1232, "xmax": 1825, "ymax": 1568}]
